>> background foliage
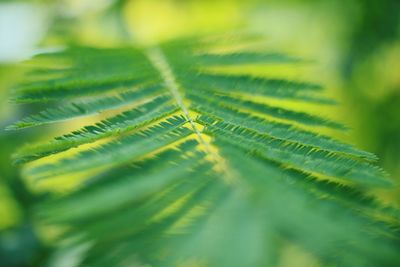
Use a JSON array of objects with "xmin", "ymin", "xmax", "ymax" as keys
[{"xmin": 0, "ymin": 0, "xmax": 399, "ymax": 266}]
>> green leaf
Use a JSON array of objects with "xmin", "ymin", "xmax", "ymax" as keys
[{"xmin": 9, "ymin": 35, "xmax": 400, "ymax": 267}]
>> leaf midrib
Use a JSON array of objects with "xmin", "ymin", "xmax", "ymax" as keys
[
  {"xmin": 146, "ymin": 46, "xmax": 238, "ymax": 182},
  {"xmin": 146, "ymin": 47, "xmax": 213, "ymax": 154}
]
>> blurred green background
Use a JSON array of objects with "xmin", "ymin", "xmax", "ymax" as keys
[{"xmin": 0, "ymin": 0, "xmax": 399, "ymax": 266}]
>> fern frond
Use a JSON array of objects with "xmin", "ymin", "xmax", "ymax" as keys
[
  {"xmin": 188, "ymin": 90, "xmax": 346, "ymax": 129},
  {"xmin": 12, "ymin": 47, "xmax": 159, "ymax": 102},
  {"xmin": 180, "ymin": 73, "xmax": 335, "ymax": 104},
  {"xmin": 191, "ymin": 51, "xmax": 303, "ymax": 66},
  {"xmin": 27, "ymin": 116, "xmax": 190, "ymax": 179},
  {"xmin": 193, "ymin": 105, "xmax": 376, "ymax": 159},
  {"xmin": 9, "ymin": 35, "xmax": 400, "ymax": 267},
  {"xmin": 41, "ymin": 140, "xmax": 207, "ymax": 222},
  {"xmin": 7, "ymin": 84, "xmax": 166, "ymax": 129},
  {"xmin": 201, "ymin": 117, "xmax": 388, "ymax": 186},
  {"xmin": 13, "ymin": 96, "xmax": 179, "ymax": 163}
]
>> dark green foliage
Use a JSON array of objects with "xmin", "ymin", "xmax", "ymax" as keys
[{"xmin": 9, "ymin": 36, "xmax": 400, "ymax": 267}]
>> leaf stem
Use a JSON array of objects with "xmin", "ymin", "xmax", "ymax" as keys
[
  {"xmin": 146, "ymin": 47, "xmax": 239, "ymax": 182},
  {"xmin": 146, "ymin": 47, "xmax": 213, "ymax": 153}
]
